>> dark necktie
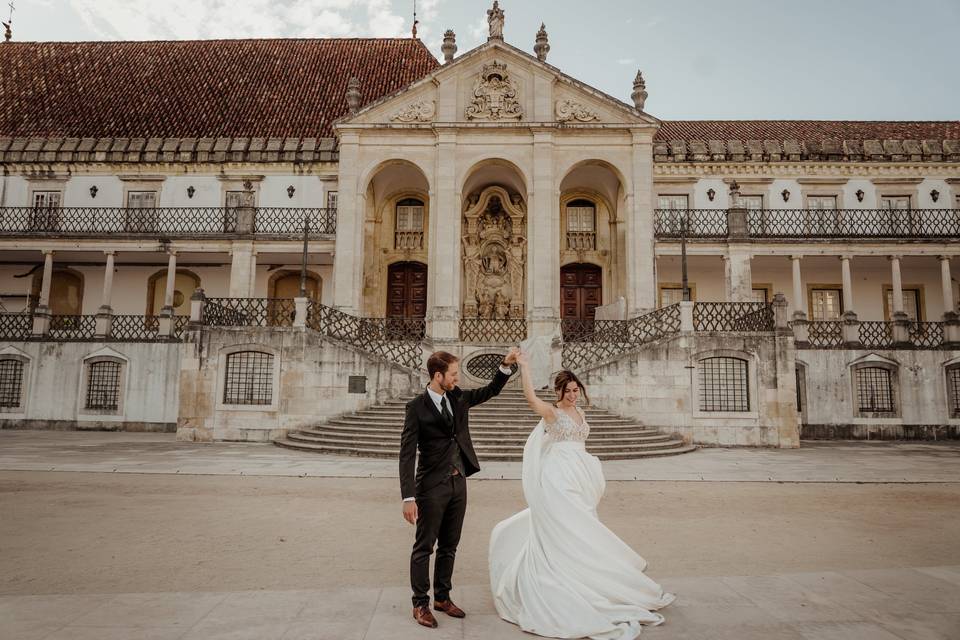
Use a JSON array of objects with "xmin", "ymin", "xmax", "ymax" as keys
[{"xmin": 441, "ymin": 395, "xmax": 454, "ymax": 429}]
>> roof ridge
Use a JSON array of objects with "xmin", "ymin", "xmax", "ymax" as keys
[{"xmin": 3, "ymin": 37, "xmax": 428, "ymax": 45}]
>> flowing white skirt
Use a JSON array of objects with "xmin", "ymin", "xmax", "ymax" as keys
[{"xmin": 489, "ymin": 425, "xmax": 675, "ymax": 639}]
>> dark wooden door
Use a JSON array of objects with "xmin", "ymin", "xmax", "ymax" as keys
[
  {"xmin": 386, "ymin": 262, "xmax": 427, "ymax": 318},
  {"xmin": 560, "ymin": 263, "xmax": 602, "ymax": 322}
]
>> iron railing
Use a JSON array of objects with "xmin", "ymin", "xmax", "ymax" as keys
[
  {"xmin": 202, "ymin": 298, "xmax": 296, "ymax": 327},
  {"xmin": 654, "ymin": 209, "xmax": 728, "ymax": 238},
  {"xmin": 561, "ymin": 304, "xmax": 682, "ymax": 369},
  {"xmin": 111, "ymin": 314, "xmax": 187, "ymax": 341},
  {"xmin": 693, "ymin": 302, "xmax": 775, "ymax": 332},
  {"xmin": 805, "ymin": 320, "xmax": 844, "ymax": 348},
  {"xmin": 909, "ymin": 321, "xmax": 944, "ymax": 348},
  {"xmin": 459, "ymin": 318, "xmax": 528, "ymax": 343},
  {"xmin": 858, "ymin": 321, "xmax": 894, "ymax": 348},
  {"xmin": 46, "ymin": 315, "xmax": 98, "ymax": 341},
  {"xmin": 801, "ymin": 320, "xmax": 947, "ymax": 349},
  {"xmin": 254, "ymin": 207, "xmax": 337, "ymax": 235},
  {"xmin": 0, "ymin": 206, "xmax": 336, "ymax": 237},
  {"xmin": 748, "ymin": 208, "xmax": 960, "ymax": 238},
  {"xmin": 0, "ymin": 313, "xmax": 32, "ymax": 340},
  {"xmin": 307, "ymin": 303, "xmax": 424, "ymax": 369}
]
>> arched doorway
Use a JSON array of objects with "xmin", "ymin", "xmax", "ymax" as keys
[
  {"xmin": 269, "ymin": 270, "xmax": 321, "ymax": 301},
  {"xmin": 561, "ymin": 263, "xmax": 602, "ymax": 324},
  {"xmin": 147, "ymin": 269, "xmax": 200, "ymax": 317},
  {"xmin": 31, "ymin": 268, "xmax": 84, "ymax": 315}
]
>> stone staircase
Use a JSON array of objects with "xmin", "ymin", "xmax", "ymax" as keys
[{"xmin": 274, "ymin": 389, "xmax": 696, "ymax": 460}]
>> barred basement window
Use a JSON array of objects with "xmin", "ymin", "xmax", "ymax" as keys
[
  {"xmin": 855, "ymin": 367, "xmax": 894, "ymax": 413},
  {"xmin": 85, "ymin": 361, "xmax": 122, "ymax": 410},
  {"xmin": 0, "ymin": 358, "xmax": 24, "ymax": 408},
  {"xmin": 224, "ymin": 351, "xmax": 274, "ymax": 405},
  {"xmin": 699, "ymin": 357, "xmax": 749, "ymax": 412},
  {"xmin": 947, "ymin": 367, "xmax": 960, "ymax": 418}
]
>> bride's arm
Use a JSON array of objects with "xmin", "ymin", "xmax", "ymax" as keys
[{"xmin": 517, "ymin": 351, "xmax": 556, "ymax": 423}]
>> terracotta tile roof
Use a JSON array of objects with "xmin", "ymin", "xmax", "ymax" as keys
[
  {"xmin": 0, "ymin": 38, "xmax": 439, "ymax": 139},
  {"xmin": 656, "ymin": 120, "xmax": 960, "ymax": 143}
]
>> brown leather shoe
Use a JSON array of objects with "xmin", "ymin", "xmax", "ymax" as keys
[
  {"xmin": 413, "ymin": 605, "xmax": 438, "ymax": 628},
  {"xmin": 433, "ymin": 599, "xmax": 466, "ymax": 618}
]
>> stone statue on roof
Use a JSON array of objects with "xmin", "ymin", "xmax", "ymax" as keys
[{"xmin": 487, "ymin": 1, "xmax": 504, "ymax": 40}]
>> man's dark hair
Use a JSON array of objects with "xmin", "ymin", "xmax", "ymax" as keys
[{"xmin": 427, "ymin": 351, "xmax": 459, "ymax": 379}]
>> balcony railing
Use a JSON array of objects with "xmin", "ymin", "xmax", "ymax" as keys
[
  {"xmin": 0, "ymin": 207, "xmax": 336, "ymax": 238},
  {"xmin": 800, "ymin": 320, "xmax": 947, "ymax": 349},
  {"xmin": 654, "ymin": 208, "xmax": 960, "ymax": 240},
  {"xmin": 202, "ymin": 298, "xmax": 296, "ymax": 327},
  {"xmin": 565, "ymin": 231, "xmax": 596, "ymax": 251},
  {"xmin": 394, "ymin": 231, "xmax": 424, "ymax": 250}
]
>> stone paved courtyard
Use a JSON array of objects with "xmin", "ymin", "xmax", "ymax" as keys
[{"xmin": 1, "ymin": 432, "xmax": 959, "ymax": 639}]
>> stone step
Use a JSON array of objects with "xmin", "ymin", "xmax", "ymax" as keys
[
  {"xmin": 302, "ymin": 425, "xmax": 665, "ymax": 439},
  {"xmin": 273, "ymin": 438, "xmax": 697, "ymax": 460},
  {"xmin": 288, "ymin": 430, "xmax": 676, "ymax": 446}
]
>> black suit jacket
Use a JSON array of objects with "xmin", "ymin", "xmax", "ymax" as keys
[{"xmin": 399, "ymin": 370, "xmax": 510, "ymax": 499}]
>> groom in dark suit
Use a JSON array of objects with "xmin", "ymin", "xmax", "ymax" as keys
[{"xmin": 400, "ymin": 348, "xmax": 518, "ymax": 628}]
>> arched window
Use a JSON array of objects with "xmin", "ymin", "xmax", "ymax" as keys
[
  {"xmin": 854, "ymin": 366, "xmax": 895, "ymax": 415},
  {"xmin": 395, "ymin": 198, "xmax": 425, "ymax": 249},
  {"xmin": 224, "ymin": 351, "xmax": 274, "ymax": 405},
  {"xmin": 698, "ymin": 356, "xmax": 749, "ymax": 412},
  {"xmin": 566, "ymin": 199, "xmax": 596, "ymax": 250}
]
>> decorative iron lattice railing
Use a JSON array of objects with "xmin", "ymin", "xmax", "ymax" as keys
[
  {"xmin": 0, "ymin": 313, "xmax": 32, "ymax": 340},
  {"xmin": 654, "ymin": 209, "xmax": 728, "ymax": 238},
  {"xmin": 858, "ymin": 321, "xmax": 894, "ymax": 348},
  {"xmin": 693, "ymin": 302, "xmax": 775, "ymax": 332},
  {"xmin": 459, "ymin": 318, "xmax": 528, "ymax": 343},
  {"xmin": 561, "ymin": 304, "xmax": 682, "ymax": 370},
  {"xmin": 46, "ymin": 315, "xmax": 97, "ymax": 341},
  {"xmin": 202, "ymin": 298, "xmax": 296, "ymax": 327},
  {"xmin": 805, "ymin": 321, "xmax": 844, "ymax": 348},
  {"xmin": 908, "ymin": 322, "xmax": 944, "ymax": 348},
  {"xmin": 748, "ymin": 208, "xmax": 960, "ymax": 238},
  {"xmin": 307, "ymin": 303, "xmax": 424, "ymax": 369},
  {"xmin": 110, "ymin": 315, "xmax": 187, "ymax": 341},
  {"xmin": 0, "ymin": 206, "xmax": 337, "ymax": 237},
  {"xmin": 253, "ymin": 207, "xmax": 337, "ymax": 235}
]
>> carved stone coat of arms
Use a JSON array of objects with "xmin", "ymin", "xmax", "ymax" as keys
[{"xmin": 465, "ymin": 61, "xmax": 523, "ymax": 121}]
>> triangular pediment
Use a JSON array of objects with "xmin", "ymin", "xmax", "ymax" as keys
[{"xmin": 338, "ymin": 39, "xmax": 658, "ymax": 129}]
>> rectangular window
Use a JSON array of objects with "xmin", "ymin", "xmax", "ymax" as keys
[
  {"xmin": 699, "ymin": 357, "xmax": 750, "ymax": 412},
  {"xmin": 30, "ymin": 191, "xmax": 62, "ymax": 231},
  {"xmin": 32, "ymin": 191, "xmax": 62, "ymax": 208},
  {"xmin": 396, "ymin": 204, "xmax": 424, "ymax": 231},
  {"xmin": 808, "ymin": 195, "xmax": 838, "ymax": 210},
  {"xmin": 566, "ymin": 206, "xmax": 596, "ymax": 232},
  {"xmin": 880, "ymin": 196, "xmax": 911, "ymax": 210},
  {"xmin": 657, "ymin": 195, "xmax": 688, "ymax": 210},
  {"xmin": 225, "ymin": 190, "xmax": 255, "ymax": 208},
  {"xmin": 884, "ymin": 288, "xmax": 922, "ymax": 321},
  {"xmin": 659, "ymin": 286, "xmax": 688, "ymax": 307},
  {"xmin": 127, "ymin": 191, "xmax": 157, "ymax": 208},
  {"xmin": 948, "ymin": 368, "xmax": 960, "ymax": 418},
  {"xmin": 125, "ymin": 191, "xmax": 158, "ymax": 232},
  {"xmin": 810, "ymin": 288, "xmax": 843, "ymax": 321},
  {"xmin": 751, "ymin": 286, "xmax": 772, "ymax": 304},
  {"xmin": 739, "ymin": 195, "xmax": 764, "ymax": 210},
  {"xmin": 0, "ymin": 359, "xmax": 24, "ymax": 408},
  {"xmin": 856, "ymin": 367, "xmax": 894, "ymax": 413},
  {"xmin": 85, "ymin": 361, "xmax": 122, "ymax": 410},
  {"xmin": 326, "ymin": 190, "xmax": 338, "ymax": 210},
  {"xmin": 224, "ymin": 351, "xmax": 274, "ymax": 405}
]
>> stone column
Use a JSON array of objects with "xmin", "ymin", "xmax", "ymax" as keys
[
  {"xmin": 939, "ymin": 255, "xmax": 955, "ymax": 319},
  {"xmin": 679, "ymin": 300, "xmax": 694, "ymax": 332},
  {"xmin": 724, "ymin": 247, "xmax": 753, "ymax": 302},
  {"xmin": 528, "ymin": 128, "xmax": 559, "ymax": 337},
  {"xmin": 839, "ymin": 255, "xmax": 860, "ymax": 345},
  {"xmin": 32, "ymin": 249, "xmax": 54, "ymax": 335},
  {"xmin": 790, "ymin": 255, "xmax": 807, "ymax": 320},
  {"xmin": 889, "ymin": 255, "xmax": 912, "ymax": 345},
  {"xmin": 627, "ymin": 129, "xmax": 657, "ymax": 316},
  {"xmin": 95, "ymin": 250, "xmax": 116, "ymax": 338},
  {"xmin": 158, "ymin": 251, "xmax": 177, "ymax": 336},
  {"xmin": 426, "ymin": 127, "xmax": 460, "ymax": 341},
  {"xmin": 331, "ymin": 131, "xmax": 363, "ymax": 314},
  {"xmin": 228, "ymin": 241, "xmax": 257, "ymax": 298}
]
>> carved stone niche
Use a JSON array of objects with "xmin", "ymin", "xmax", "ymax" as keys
[
  {"xmin": 465, "ymin": 60, "xmax": 523, "ymax": 121},
  {"xmin": 462, "ymin": 187, "xmax": 526, "ymax": 320}
]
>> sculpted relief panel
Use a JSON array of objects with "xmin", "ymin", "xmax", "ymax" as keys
[
  {"xmin": 465, "ymin": 61, "xmax": 523, "ymax": 121},
  {"xmin": 462, "ymin": 188, "xmax": 526, "ymax": 320}
]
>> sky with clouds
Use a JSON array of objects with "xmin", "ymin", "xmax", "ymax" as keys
[{"xmin": 6, "ymin": 0, "xmax": 959, "ymax": 120}]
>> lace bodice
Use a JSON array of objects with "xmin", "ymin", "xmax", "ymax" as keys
[{"xmin": 544, "ymin": 408, "xmax": 590, "ymax": 442}]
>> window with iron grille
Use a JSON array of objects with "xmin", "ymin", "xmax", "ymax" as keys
[
  {"xmin": 947, "ymin": 367, "xmax": 960, "ymax": 419},
  {"xmin": 855, "ymin": 366, "xmax": 895, "ymax": 413},
  {"xmin": 224, "ymin": 351, "xmax": 274, "ymax": 405},
  {"xmin": 85, "ymin": 361, "xmax": 122, "ymax": 410},
  {"xmin": 698, "ymin": 357, "xmax": 749, "ymax": 412},
  {"xmin": 0, "ymin": 358, "xmax": 24, "ymax": 408},
  {"xmin": 326, "ymin": 190, "xmax": 338, "ymax": 210}
]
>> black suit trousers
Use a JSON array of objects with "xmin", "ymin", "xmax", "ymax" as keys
[{"xmin": 410, "ymin": 471, "xmax": 466, "ymax": 607}]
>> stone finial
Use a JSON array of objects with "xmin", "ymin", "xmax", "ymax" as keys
[
  {"xmin": 631, "ymin": 70, "xmax": 648, "ymax": 110},
  {"xmin": 441, "ymin": 29, "xmax": 457, "ymax": 63},
  {"xmin": 2, "ymin": 21, "xmax": 10, "ymax": 43},
  {"xmin": 534, "ymin": 23, "xmax": 549, "ymax": 62},
  {"xmin": 346, "ymin": 76, "xmax": 361, "ymax": 114},
  {"xmin": 487, "ymin": 1, "xmax": 504, "ymax": 40},
  {"xmin": 729, "ymin": 180, "xmax": 741, "ymax": 206}
]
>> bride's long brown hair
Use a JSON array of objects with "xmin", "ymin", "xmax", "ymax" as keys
[{"xmin": 553, "ymin": 370, "xmax": 589, "ymax": 407}]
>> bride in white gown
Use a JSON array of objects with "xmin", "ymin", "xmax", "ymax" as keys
[{"xmin": 489, "ymin": 353, "xmax": 675, "ymax": 639}]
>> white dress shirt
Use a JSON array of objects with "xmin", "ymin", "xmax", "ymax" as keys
[{"xmin": 403, "ymin": 365, "xmax": 513, "ymax": 502}]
